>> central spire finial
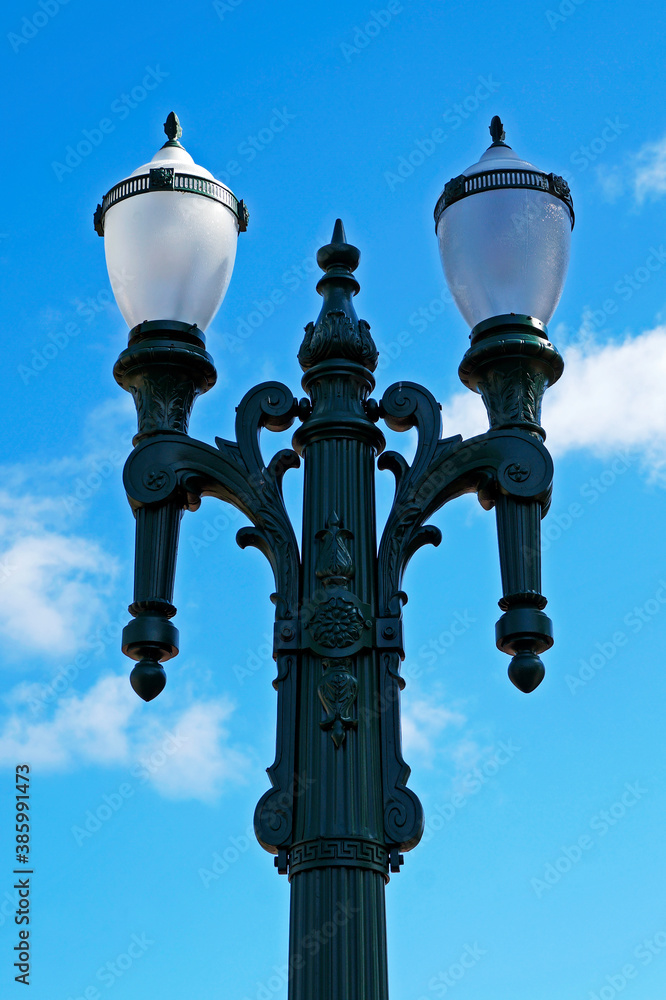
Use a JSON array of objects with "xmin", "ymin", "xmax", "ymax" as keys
[
  {"xmin": 297, "ymin": 219, "xmax": 378, "ymax": 371},
  {"xmin": 316, "ymin": 218, "xmax": 361, "ymax": 276}
]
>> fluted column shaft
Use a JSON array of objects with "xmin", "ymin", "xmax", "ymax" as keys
[{"xmin": 290, "ymin": 357, "xmax": 387, "ymax": 1000}]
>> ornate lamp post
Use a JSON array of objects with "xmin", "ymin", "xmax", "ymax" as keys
[{"xmin": 94, "ymin": 113, "xmax": 573, "ymax": 1000}]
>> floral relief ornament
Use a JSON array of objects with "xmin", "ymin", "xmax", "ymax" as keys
[{"xmin": 307, "ymin": 596, "xmax": 371, "ymax": 649}]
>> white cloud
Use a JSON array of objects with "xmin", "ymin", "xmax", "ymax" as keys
[
  {"xmin": 0, "ymin": 674, "xmax": 250, "ymax": 802},
  {"xmin": 401, "ymin": 692, "xmax": 500, "ymax": 799},
  {"xmin": 0, "ymin": 395, "xmax": 134, "ymax": 660},
  {"xmin": 0, "ymin": 511, "xmax": 117, "ymax": 659},
  {"xmin": 633, "ymin": 135, "xmax": 666, "ymax": 204},
  {"xmin": 447, "ymin": 737, "xmax": 487, "ymax": 776},
  {"xmin": 141, "ymin": 701, "xmax": 250, "ymax": 803},
  {"xmin": 595, "ymin": 164, "xmax": 625, "ymax": 204},
  {"xmin": 592, "ymin": 134, "xmax": 666, "ymax": 205},
  {"xmin": 0, "ymin": 675, "xmax": 135, "ymax": 770},
  {"xmin": 401, "ymin": 696, "xmax": 466, "ymax": 766},
  {"xmin": 440, "ymin": 324, "xmax": 666, "ymax": 481}
]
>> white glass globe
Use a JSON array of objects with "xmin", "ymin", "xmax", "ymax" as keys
[
  {"xmin": 103, "ymin": 142, "xmax": 239, "ymax": 331},
  {"xmin": 436, "ymin": 143, "xmax": 572, "ymax": 329}
]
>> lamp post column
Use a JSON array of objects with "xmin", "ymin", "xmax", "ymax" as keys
[{"xmin": 288, "ymin": 221, "xmax": 389, "ymax": 999}]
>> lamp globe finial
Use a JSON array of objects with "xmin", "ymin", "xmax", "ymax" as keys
[{"xmin": 163, "ymin": 112, "xmax": 183, "ymax": 147}]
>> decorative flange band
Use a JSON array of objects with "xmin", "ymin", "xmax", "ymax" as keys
[
  {"xmin": 273, "ymin": 618, "xmax": 404, "ymax": 658},
  {"xmin": 288, "ymin": 838, "xmax": 389, "ymax": 881},
  {"xmin": 434, "ymin": 168, "xmax": 574, "ymax": 230},
  {"xmin": 94, "ymin": 169, "xmax": 249, "ymax": 236}
]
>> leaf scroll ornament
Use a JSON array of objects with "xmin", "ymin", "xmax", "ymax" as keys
[
  {"xmin": 298, "ymin": 310, "xmax": 378, "ymax": 369},
  {"xmin": 318, "ymin": 658, "xmax": 358, "ymax": 748},
  {"xmin": 477, "ymin": 368, "xmax": 547, "ymax": 430}
]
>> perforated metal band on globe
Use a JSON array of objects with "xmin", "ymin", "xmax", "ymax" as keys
[
  {"xmin": 94, "ymin": 167, "xmax": 249, "ymax": 236},
  {"xmin": 434, "ymin": 168, "xmax": 575, "ymax": 230}
]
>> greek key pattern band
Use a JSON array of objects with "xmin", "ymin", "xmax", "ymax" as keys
[{"xmin": 288, "ymin": 839, "xmax": 389, "ymax": 880}]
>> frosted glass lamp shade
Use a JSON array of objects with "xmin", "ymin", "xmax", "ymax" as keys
[
  {"xmin": 435, "ymin": 127, "xmax": 574, "ymax": 330},
  {"xmin": 95, "ymin": 118, "xmax": 247, "ymax": 332}
]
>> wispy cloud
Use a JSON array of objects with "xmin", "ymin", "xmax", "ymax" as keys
[
  {"xmin": 0, "ymin": 396, "xmax": 134, "ymax": 499},
  {"xmin": 440, "ymin": 324, "xmax": 666, "ymax": 482},
  {"xmin": 633, "ymin": 135, "xmax": 666, "ymax": 204},
  {"xmin": 146, "ymin": 701, "xmax": 250, "ymax": 802},
  {"xmin": 401, "ymin": 691, "xmax": 502, "ymax": 802},
  {"xmin": 0, "ymin": 531, "xmax": 116, "ymax": 656},
  {"xmin": 0, "ymin": 674, "xmax": 250, "ymax": 802},
  {"xmin": 595, "ymin": 133, "xmax": 666, "ymax": 204},
  {"xmin": 402, "ymin": 695, "xmax": 466, "ymax": 766},
  {"xmin": 0, "ymin": 397, "xmax": 134, "ymax": 660}
]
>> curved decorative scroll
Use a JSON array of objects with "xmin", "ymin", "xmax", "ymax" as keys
[
  {"xmin": 123, "ymin": 382, "xmax": 301, "ymax": 852},
  {"xmin": 380, "ymin": 650, "xmax": 424, "ymax": 851},
  {"xmin": 378, "ymin": 382, "xmax": 460, "ymax": 617},
  {"xmin": 124, "ymin": 381, "xmax": 300, "ymax": 617},
  {"xmin": 377, "ymin": 382, "xmax": 553, "ymax": 617},
  {"xmin": 254, "ymin": 652, "xmax": 298, "ymax": 853}
]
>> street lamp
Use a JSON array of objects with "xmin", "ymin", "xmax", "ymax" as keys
[{"xmin": 94, "ymin": 112, "xmax": 573, "ymax": 1000}]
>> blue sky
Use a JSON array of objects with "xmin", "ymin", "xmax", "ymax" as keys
[{"xmin": 1, "ymin": 0, "xmax": 666, "ymax": 998}]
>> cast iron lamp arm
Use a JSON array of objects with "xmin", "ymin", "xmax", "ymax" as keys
[
  {"xmin": 377, "ymin": 380, "xmax": 555, "ymax": 693},
  {"xmin": 121, "ymin": 380, "xmax": 301, "ymax": 702}
]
